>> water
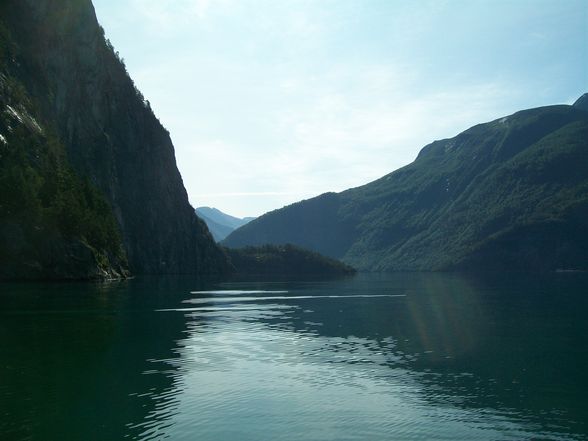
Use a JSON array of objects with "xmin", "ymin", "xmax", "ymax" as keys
[{"xmin": 1, "ymin": 273, "xmax": 587, "ymax": 440}]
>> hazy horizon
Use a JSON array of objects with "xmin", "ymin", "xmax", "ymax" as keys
[{"xmin": 93, "ymin": 0, "xmax": 587, "ymax": 218}]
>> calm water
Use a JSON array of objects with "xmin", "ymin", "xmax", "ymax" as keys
[{"xmin": 1, "ymin": 273, "xmax": 587, "ymax": 440}]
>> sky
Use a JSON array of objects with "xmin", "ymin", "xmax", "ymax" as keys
[{"xmin": 92, "ymin": 0, "xmax": 588, "ymax": 218}]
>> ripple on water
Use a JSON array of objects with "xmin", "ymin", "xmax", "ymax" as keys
[{"xmin": 124, "ymin": 285, "xmax": 588, "ymax": 441}]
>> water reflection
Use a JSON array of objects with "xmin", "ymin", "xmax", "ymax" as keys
[
  {"xmin": 137, "ymin": 273, "xmax": 588, "ymax": 440},
  {"xmin": 0, "ymin": 278, "xmax": 204, "ymax": 441},
  {"xmin": 1, "ymin": 273, "xmax": 587, "ymax": 440}
]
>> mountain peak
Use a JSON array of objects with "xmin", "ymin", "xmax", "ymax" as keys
[
  {"xmin": 196, "ymin": 207, "xmax": 255, "ymax": 242},
  {"xmin": 573, "ymin": 93, "xmax": 588, "ymax": 111}
]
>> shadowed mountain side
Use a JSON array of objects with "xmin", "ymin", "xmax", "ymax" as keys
[
  {"xmin": 574, "ymin": 93, "xmax": 588, "ymax": 112},
  {"xmin": 224, "ymin": 100, "xmax": 588, "ymax": 272},
  {"xmin": 224, "ymin": 192, "xmax": 358, "ymax": 258},
  {"xmin": 0, "ymin": 0, "xmax": 228, "ymax": 276},
  {"xmin": 0, "ymin": 10, "xmax": 129, "ymax": 279}
]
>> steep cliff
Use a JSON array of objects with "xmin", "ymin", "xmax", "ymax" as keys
[
  {"xmin": 224, "ymin": 100, "xmax": 588, "ymax": 272},
  {"xmin": 0, "ymin": 0, "xmax": 228, "ymax": 275},
  {"xmin": 0, "ymin": 20, "xmax": 128, "ymax": 279}
]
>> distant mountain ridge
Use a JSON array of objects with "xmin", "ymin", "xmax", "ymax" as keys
[
  {"xmin": 196, "ymin": 207, "xmax": 255, "ymax": 242},
  {"xmin": 224, "ymin": 97, "xmax": 588, "ymax": 272}
]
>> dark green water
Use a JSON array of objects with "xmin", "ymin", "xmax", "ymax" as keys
[{"xmin": 1, "ymin": 273, "xmax": 587, "ymax": 440}]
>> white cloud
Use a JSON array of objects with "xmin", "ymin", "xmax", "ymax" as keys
[
  {"xmin": 256, "ymin": 67, "xmax": 518, "ymax": 198},
  {"xmin": 92, "ymin": 0, "xmax": 587, "ymax": 217},
  {"xmin": 150, "ymin": 50, "xmax": 541, "ymax": 216},
  {"xmin": 129, "ymin": 0, "xmax": 230, "ymax": 30}
]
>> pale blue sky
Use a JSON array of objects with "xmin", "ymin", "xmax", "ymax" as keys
[{"xmin": 93, "ymin": 0, "xmax": 588, "ymax": 218}]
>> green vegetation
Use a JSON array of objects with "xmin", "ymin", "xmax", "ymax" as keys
[
  {"xmin": 0, "ymin": 20, "xmax": 127, "ymax": 279},
  {"xmin": 224, "ymin": 102, "xmax": 588, "ymax": 272},
  {"xmin": 225, "ymin": 244, "xmax": 356, "ymax": 277}
]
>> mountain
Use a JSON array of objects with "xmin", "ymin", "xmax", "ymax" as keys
[
  {"xmin": 0, "ymin": 66, "xmax": 128, "ymax": 279},
  {"xmin": 0, "ymin": 0, "xmax": 227, "ymax": 278},
  {"xmin": 224, "ymin": 98, "xmax": 588, "ymax": 272},
  {"xmin": 574, "ymin": 93, "xmax": 588, "ymax": 112},
  {"xmin": 196, "ymin": 207, "xmax": 255, "ymax": 242}
]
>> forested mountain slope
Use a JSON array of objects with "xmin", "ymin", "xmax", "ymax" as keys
[{"xmin": 225, "ymin": 99, "xmax": 588, "ymax": 272}]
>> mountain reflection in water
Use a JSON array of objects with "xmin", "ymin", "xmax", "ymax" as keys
[{"xmin": 1, "ymin": 273, "xmax": 586, "ymax": 440}]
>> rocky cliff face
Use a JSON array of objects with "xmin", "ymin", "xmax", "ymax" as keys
[{"xmin": 1, "ymin": 0, "xmax": 228, "ymax": 275}]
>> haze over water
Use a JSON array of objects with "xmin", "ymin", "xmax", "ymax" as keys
[{"xmin": 1, "ymin": 273, "xmax": 587, "ymax": 440}]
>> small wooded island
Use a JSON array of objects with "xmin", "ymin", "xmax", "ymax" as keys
[{"xmin": 225, "ymin": 244, "xmax": 356, "ymax": 277}]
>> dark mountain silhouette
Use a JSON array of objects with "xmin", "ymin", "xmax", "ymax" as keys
[{"xmin": 0, "ymin": 0, "xmax": 227, "ymax": 278}]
